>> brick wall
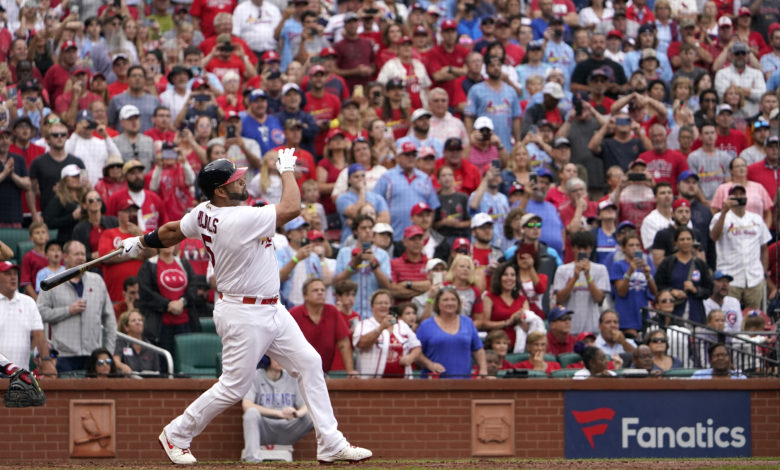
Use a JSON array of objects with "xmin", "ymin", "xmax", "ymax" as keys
[{"xmin": 1, "ymin": 379, "xmax": 778, "ymax": 461}]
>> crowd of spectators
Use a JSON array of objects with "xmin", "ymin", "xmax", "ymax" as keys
[{"xmin": 1, "ymin": 0, "xmax": 779, "ymax": 380}]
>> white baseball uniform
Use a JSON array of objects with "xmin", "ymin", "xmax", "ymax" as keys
[{"xmin": 163, "ymin": 201, "xmax": 348, "ymax": 459}]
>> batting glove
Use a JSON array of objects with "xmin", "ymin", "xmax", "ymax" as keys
[
  {"xmin": 122, "ymin": 236, "xmax": 144, "ymax": 258},
  {"xmin": 276, "ymin": 147, "xmax": 297, "ymax": 174}
]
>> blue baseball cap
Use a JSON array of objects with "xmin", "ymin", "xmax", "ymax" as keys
[
  {"xmin": 617, "ymin": 220, "xmax": 635, "ymax": 232},
  {"xmin": 348, "ymin": 163, "xmax": 366, "ymax": 176},
  {"xmin": 677, "ymin": 170, "xmax": 699, "ymax": 183},
  {"xmin": 284, "ymin": 217, "xmax": 309, "ymax": 232},
  {"xmin": 547, "ymin": 306, "xmax": 574, "ymax": 322},
  {"xmin": 249, "ymin": 89, "xmax": 267, "ymax": 102},
  {"xmin": 713, "ymin": 270, "xmax": 734, "ymax": 281},
  {"xmin": 535, "ymin": 167, "xmax": 554, "ymax": 181}
]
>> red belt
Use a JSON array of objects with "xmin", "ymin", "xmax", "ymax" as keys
[{"xmin": 219, "ymin": 293, "xmax": 278, "ymax": 305}]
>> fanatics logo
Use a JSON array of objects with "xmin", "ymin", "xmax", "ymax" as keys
[{"xmin": 571, "ymin": 407, "xmax": 615, "ymax": 448}]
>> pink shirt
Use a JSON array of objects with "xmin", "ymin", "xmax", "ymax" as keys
[{"xmin": 710, "ymin": 181, "xmax": 773, "ymax": 218}]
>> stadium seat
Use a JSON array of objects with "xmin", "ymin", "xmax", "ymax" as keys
[
  {"xmin": 543, "ymin": 353, "xmax": 557, "ymax": 362},
  {"xmin": 662, "ymin": 368, "xmax": 700, "ymax": 378},
  {"xmin": 327, "ymin": 370, "xmax": 348, "ymax": 378},
  {"xmin": 199, "ymin": 317, "xmax": 216, "ymax": 334},
  {"xmin": 0, "ymin": 228, "xmax": 58, "ymax": 264},
  {"xmin": 174, "ymin": 333, "xmax": 222, "ymax": 377},
  {"xmin": 550, "ymin": 368, "xmax": 579, "ymax": 378},
  {"xmin": 505, "ymin": 353, "xmax": 529, "ymax": 363},
  {"xmin": 557, "ymin": 352, "xmax": 582, "ymax": 368}
]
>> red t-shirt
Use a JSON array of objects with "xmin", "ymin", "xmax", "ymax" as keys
[
  {"xmin": 514, "ymin": 359, "xmax": 562, "ymax": 374},
  {"xmin": 401, "ymin": 62, "xmax": 424, "ymax": 110},
  {"xmin": 304, "ymin": 91, "xmax": 342, "ymax": 157},
  {"xmin": 105, "ymin": 188, "xmax": 168, "ymax": 231},
  {"xmin": 383, "ymin": 333, "xmax": 405, "ymax": 378},
  {"xmin": 93, "ymin": 178, "xmax": 125, "ymax": 205},
  {"xmin": 42, "ymin": 64, "xmax": 72, "ymax": 106},
  {"xmin": 54, "ymin": 91, "xmax": 102, "ymax": 115},
  {"xmin": 20, "ymin": 248, "xmax": 47, "ymax": 289},
  {"xmin": 747, "ymin": 160, "xmax": 780, "ymax": 202},
  {"xmin": 189, "ymin": 0, "xmax": 236, "ymax": 38},
  {"xmin": 301, "ymin": 73, "xmax": 350, "ymax": 101},
  {"xmin": 98, "ymin": 228, "xmax": 143, "ymax": 302},
  {"xmin": 289, "ymin": 303, "xmax": 351, "ymax": 373},
  {"xmin": 334, "ymin": 36, "xmax": 376, "ymax": 91},
  {"xmin": 107, "ymin": 81, "xmax": 129, "ymax": 99},
  {"xmin": 425, "ymin": 43, "xmax": 470, "ymax": 100},
  {"xmin": 200, "ymin": 35, "xmax": 258, "ymax": 66},
  {"xmin": 638, "ymin": 148, "xmax": 689, "ymax": 193},
  {"xmin": 144, "ymin": 128, "xmax": 176, "ymax": 143},
  {"xmin": 391, "ymin": 252, "xmax": 429, "ymax": 283},
  {"xmin": 484, "ymin": 291, "xmax": 528, "ymax": 349},
  {"xmin": 156, "ymin": 258, "xmax": 190, "ymax": 326},
  {"xmin": 433, "ymin": 158, "xmax": 481, "ymax": 194},
  {"xmin": 546, "ymin": 331, "xmax": 576, "ymax": 355},
  {"xmin": 625, "ymin": 4, "xmax": 655, "ymax": 23},
  {"xmin": 376, "ymin": 107, "xmax": 410, "ymax": 140},
  {"xmin": 205, "ymin": 55, "xmax": 245, "ymax": 83},
  {"xmin": 88, "ymin": 223, "xmax": 110, "ymax": 256},
  {"xmin": 559, "ymin": 199, "xmax": 598, "ymax": 263},
  {"xmin": 150, "ymin": 163, "xmax": 195, "ymax": 221},
  {"xmin": 215, "ymin": 95, "xmax": 245, "ymax": 115},
  {"xmin": 330, "ymin": 310, "xmax": 360, "ymax": 371}
]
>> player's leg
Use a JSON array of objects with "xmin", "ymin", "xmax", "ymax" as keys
[
  {"xmin": 164, "ymin": 303, "xmax": 274, "ymax": 449},
  {"xmin": 266, "ymin": 303, "xmax": 352, "ymax": 459},
  {"xmin": 240, "ymin": 407, "xmax": 264, "ymax": 462}
]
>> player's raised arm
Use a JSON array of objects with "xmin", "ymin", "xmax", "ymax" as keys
[{"xmin": 274, "ymin": 147, "xmax": 302, "ymax": 227}]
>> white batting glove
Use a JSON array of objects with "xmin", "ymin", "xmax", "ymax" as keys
[
  {"xmin": 276, "ymin": 147, "xmax": 297, "ymax": 174},
  {"xmin": 122, "ymin": 236, "xmax": 144, "ymax": 258}
]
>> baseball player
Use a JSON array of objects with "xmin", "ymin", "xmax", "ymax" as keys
[{"xmin": 121, "ymin": 149, "xmax": 372, "ymax": 465}]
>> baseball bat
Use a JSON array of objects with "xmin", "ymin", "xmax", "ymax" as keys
[{"xmin": 40, "ymin": 247, "xmax": 124, "ymax": 291}]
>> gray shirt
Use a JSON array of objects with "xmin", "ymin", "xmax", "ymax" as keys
[
  {"xmin": 113, "ymin": 133, "xmax": 156, "ymax": 172},
  {"xmin": 244, "ymin": 368, "xmax": 304, "ymax": 409},
  {"xmin": 739, "ymin": 145, "xmax": 765, "ymax": 166},
  {"xmin": 36, "ymin": 272, "xmax": 117, "ymax": 357},
  {"xmin": 108, "ymin": 93, "xmax": 160, "ymax": 133},
  {"xmin": 552, "ymin": 262, "xmax": 611, "ymax": 335},
  {"xmin": 686, "ymin": 148, "xmax": 732, "ymax": 200}
]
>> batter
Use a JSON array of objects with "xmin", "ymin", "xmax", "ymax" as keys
[{"xmin": 122, "ymin": 149, "xmax": 372, "ymax": 465}]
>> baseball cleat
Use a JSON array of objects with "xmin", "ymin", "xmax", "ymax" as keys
[
  {"xmin": 158, "ymin": 430, "xmax": 197, "ymax": 465},
  {"xmin": 318, "ymin": 445, "xmax": 372, "ymax": 464}
]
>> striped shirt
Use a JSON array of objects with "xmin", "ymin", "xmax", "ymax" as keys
[{"xmin": 373, "ymin": 167, "xmax": 440, "ymax": 241}]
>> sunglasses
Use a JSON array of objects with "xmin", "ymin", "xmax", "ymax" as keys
[
  {"xmin": 658, "ymin": 298, "xmax": 675, "ymax": 303},
  {"xmin": 88, "ymin": 197, "xmax": 101, "ymax": 203},
  {"xmin": 650, "ymin": 338, "xmax": 667, "ymax": 344},
  {"xmin": 47, "ymin": 117, "xmax": 62, "ymax": 124},
  {"xmin": 50, "ymin": 132, "xmax": 67, "ymax": 138},
  {"xmin": 524, "ymin": 222, "xmax": 542, "ymax": 228},
  {"xmin": 96, "ymin": 359, "xmax": 113, "ymax": 366},
  {"xmin": 702, "ymin": 98, "xmax": 717, "ymax": 103}
]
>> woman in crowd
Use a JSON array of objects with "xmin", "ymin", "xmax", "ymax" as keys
[
  {"xmin": 177, "ymin": 126, "xmax": 207, "ymax": 173},
  {"xmin": 71, "ymin": 189, "xmax": 118, "ymax": 262},
  {"xmin": 137, "ymin": 244, "xmax": 201, "ymax": 356},
  {"xmin": 654, "ymin": 227, "xmax": 712, "ymax": 324},
  {"xmin": 215, "ymin": 71, "xmax": 244, "ymax": 115},
  {"xmin": 336, "ymin": 100, "xmax": 367, "ymax": 142},
  {"xmin": 579, "ymin": 0, "xmax": 614, "ymax": 29},
  {"xmin": 722, "ymin": 84, "xmax": 748, "ymax": 131},
  {"xmin": 515, "ymin": 331, "xmax": 562, "ymax": 374},
  {"xmin": 317, "ymin": 128, "xmax": 348, "ymax": 216},
  {"xmin": 142, "ymin": 49, "xmax": 167, "ymax": 94},
  {"xmin": 476, "ymin": 261, "xmax": 530, "ymax": 350},
  {"xmin": 249, "ymin": 150, "xmax": 283, "ymax": 204},
  {"xmin": 645, "ymin": 328, "xmax": 683, "ymax": 372},
  {"xmin": 574, "ymin": 346, "xmax": 617, "ymax": 379},
  {"xmin": 500, "ymin": 144, "xmax": 533, "ymax": 194},
  {"xmin": 368, "ymin": 119, "xmax": 395, "ymax": 168},
  {"xmin": 416, "ymin": 287, "xmax": 487, "ymax": 378},
  {"xmin": 93, "ymin": 155, "xmax": 125, "ymax": 203},
  {"xmin": 353, "ymin": 290, "xmax": 422, "ymax": 378},
  {"xmin": 85, "ymin": 348, "xmax": 119, "ymax": 378},
  {"xmin": 710, "ymin": 157, "xmax": 772, "ymax": 226},
  {"xmin": 376, "ymin": 23, "xmax": 406, "ymax": 70},
  {"xmin": 113, "ymin": 310, "xmax": 162, "ymax": 376},
  {"xmin": 195, "ymin": 116, "xmax": 217, "ymax": 149},
  {"xmin": 331, "ymin": 137, "xmax": 386, "ymax": 201},
  {"xmin": 652, "ymin": 0, "xmax": 676, "ymax": 54},
  {"xmin": 545, "ymin": 162, "xmax": 578, "ymax": 209},
  {"xmin": 671, "ymin": 76, "xmax": 697, "ymax": 113},
  {"xmin": 122, "ymin": 18, "xmax": 141, "ymax": 65},
  {"xmin": 502, "ymin": 208, "xmax": 526, "ymax": 249},
  {"xmin": 611, "ymin": 232, "xmax": 657, "ymax": 337},
  {"xmin": 445, "ymin": 254, "xmax": 485, "ymax": 315},
  {"xmin": 148, "ymin": 142, "xmax": 196, "ymax": 221},
  {"xmin": 44, "ymin": 165, "xmax": 90, "ymax": 244},
  {"xmin": 513, "ymin": 244, "xmax": 547, "ymax": 319}
]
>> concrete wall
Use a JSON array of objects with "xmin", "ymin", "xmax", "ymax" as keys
[{"xmin": 1, "ymin": 378, "xmax": 778, "ymax": 461}]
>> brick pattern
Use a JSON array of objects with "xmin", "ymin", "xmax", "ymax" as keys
[{"xmin": 0, "ymin": 380, "xmax": 776, "ymax": 461}]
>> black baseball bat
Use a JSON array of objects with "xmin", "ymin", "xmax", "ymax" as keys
[{"xmin": 40, "ymin": 247, "xmax": 124, "ymax": 291}]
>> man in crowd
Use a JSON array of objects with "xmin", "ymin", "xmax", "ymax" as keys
[
  {"xmin": 389, "ymin": 225, "xmax": 430, "ymax": 302},
  {"xmin": 650, "ymin": 198, "xmax": 706, "ymax": 267},
  {"xmin": 397, "ymin": 109, "xmax": 444, "ymax": 159},
  {"xmin": 333, "ymin": 13, "xmax": 375, "ymax": 92},
  {"xmin": 595, "ymin": 309, "xmax": 636, "ymax": 356},
  {"xmin": 639, "ymin": 123, "xmax": 689, "ymax": 193},
  {"xmin": 29, "ymin": 123, "xmax": 86, "ymax": 213},
  {"xmin": 524, "ymin": 168, "xmax": 564, "ymax": 257},
  {"xmin": 242, "ymin": 89, "xmax": 285, "ymax": 156},
  {"xmin": 428, "ymin": 88, "xmax": 469, "ymax": 146},
  {"xmin": 546, "ymin": 306, "xmax": 577, "ymax": 355},
  {"xmin": 714, "ymin": 42, "xmax": 766, "ymax": 117},
  {"xmin": 113, "ymin": 105, "xmax": 156, "ymax": 171},
  {"xmin": 464, "ymin": 55, "xmax": 522, "ymax": 150},
  {"xmin": 640, "ymin": 182, "xmax": 674, "ymax": 249},
  {"xmin": 426, "ymin": 20, "xmax": 469, "ymax": 104},
  {"xmin": 108, "ymin": 66, "xmax": 160, "ymax": 133},
  {"xmin": 65, "ymin": 110, "xmax": 121, "ymax": 187},
  {"xmin": 704, "ymin": 271, "xmax": 744, "ymax": 334},
  {"xmin": 105, "ymin": 160, "xmax": 167, "ymax": 232},
  {"xmin": 687, "ymin": 122, "xmax": 733, "ymax": 200}
]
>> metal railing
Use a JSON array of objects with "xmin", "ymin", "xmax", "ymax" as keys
[
  {"xmin": 116, "ymin": 331, "xmax": 175, "ymax": 378},
  {"xmin": 641, "ymin": 308, "xmax": 779, "ymax": 377}
]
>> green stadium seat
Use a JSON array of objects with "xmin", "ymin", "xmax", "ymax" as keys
[
  {"xmin": 0, "ymin": 228, "xmax": 57, "ymax": 264},
  {"xmin": 550, "ymin": 368, "xmax": 579, "ymax": 378},
  {"xmin": 662, "ymin": 368, "xmax": 699, "ymax": 378},
  {"xmin": 199, "ymin": 317, "xmax": 216, "ymax": 334},
  {"xmin": 328, "ymin": 370, "xmax": 348, "ymax": 379},
  {"xmin": 174, "ymin": 333, "xmax": 222, "ymax": 377},
  {"xmin": 505, "ymin": 353, "xmax": 529, "ymax": 363},
  {"xmin": 557, "ymin": 352, "xmax": 583, "ymax": 368},
  {"xmin": 543, "ymin": 353, "xmax": 557, "ymax": 362}
]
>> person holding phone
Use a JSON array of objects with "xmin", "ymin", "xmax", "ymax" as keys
[
  {"xmin": 610, "ymin": 232, "xmax": 657, "ymax": 337},
  {"xmin": 147, "ymin": 141, "xmax": 196, "ymax": 221}
]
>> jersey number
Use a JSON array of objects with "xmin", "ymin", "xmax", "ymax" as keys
[{"xmin": 201, "ymin": 234, "xmax": 215, "ymax": 267}]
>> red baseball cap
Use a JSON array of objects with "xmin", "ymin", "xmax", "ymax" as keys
[
  {"xmin": 452, "ymin": 237, "xmax": 471, "ymax": 252},
  {"xmin": 403, "ymin": 225, "xmax": 425, "ymax": 239},
  {"xmin": 0, "ymin": 260, "xmax": 20, "ymax": 272},
  {"xmin": 738, "ymin": 6, "xmax": 751, "ymax": 15},
  {"xmin": 672, "ymin": 198, "xmax": 690, "ymax": 210},
  {"xmin": 396, "ymin": 35, "xmax": 412, "ymax": 45},
  {"xmin": 261, "ymin": 50, "xmax": 280, "ymax": 62},
  {"xmin": 414, "ymin": 25, "xmax": 428, "ymax": 36},
  {"xmin": 117, "ymin": 199, "xmax": 140, "ymax": 211},
  {"xmin": 306, "ymin": 229, "xmax": 324, "ymax": 241},
  {"xmin": 576, "ymin": 331, "xmax": 596, "ymax": 342},
  {"xmin": 607, "ymin": 29, "xmax": 623, "ymax": 39},
  {"xmin": 319, "ymin": 47, "xmax": 338, "ymax": 58},
  {"xmin": 441, "ymin": 19, "xmax": 457, "ymax": 30},
  {"xmin": 399, "ymin": 142, "xmax": 417, "ymax": 154},
  {"xmin": 410, "ymin": 202, "xmax": 432, "ymax": 217},
  {"xmin": 225, "ymin": 109, "xmax": 241, "ymax": 120},
  {"xmin": 60, "ymin": 40, "xmax": 78, "ymax": 52},
  {"xmin": 325, "ymin": 128, "xmax": 345, "ymax": 142},
  {"xmin": 310, "ymin": 64, "xmax": 327, "ymax": 74},
  {"xmin": 769, "ymin": 23, "xmax": 780, "ymax": 37}
]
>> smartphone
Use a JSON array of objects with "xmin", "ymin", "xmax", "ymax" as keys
[
  {"xmin": 491, "ymin": 159, "xmax": 501, "ymax": 170},
  {"xmin": 362, "ymin": 242, "xmax": 371, "ymax": 251},
  {"xmin": 113, "ymin": 0, "xmax": 121, "ymax": 7},
  {"xmin": 365, "ymin": 7, "xmax": 379, "ymax": 14},
  {"xmin": 226, "ymin": 125, "xmax": 236, "ymax": 138},
  {"xmin": 633, "ymin": 250, "xmax": 643, "ymax": 260},
  {"xmin": 178, "ymin": 121, "xmax": 188, "ymax": 131},
  {"xmin": 577, "ymin": 252, "xmax": 587, "ymax": 261},
  {"xmin": 300, "ymin": 237, "xmax": 310, "ymax": 247},
  {"xmin": 735, "ymin": 197, "xmax": 747, "ymax": 206},
  {"xmin": 71, "ymin": 5, "xmax": 79, "ymax": 16},
  {"xmin": 432, "ymin": 272, "xmax": 444, "ymax": 285},
  {"xmin": 529, "ymin": 173, "xmax": 538, "ymax": 185},
  {"xmin": 194, "ymin": 94, "xmax": 210, "ymax": 102},
  {"xmin": 628, "ymin": 173, "xmax": 645, "ymax": 182}
]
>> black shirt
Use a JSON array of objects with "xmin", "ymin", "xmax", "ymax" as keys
[
  {"xmin": 599, "ymin": 137, "xmax": 644, "ymax": 172},
  {"xmin": 570, "ymin": 57, "xmax": 627, "ymax": 98},
  {"xmin": 28, "ymin": 153, "xmax": 85, "ymax": 214},
  {"xmin": 435, "ymin": 191, "xmax": 471, "ymax": 239},
  {"xmin": 0, "ymin": 152, "xmax": 27, "ymax": 224}
]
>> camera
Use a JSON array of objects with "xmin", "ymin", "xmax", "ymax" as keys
[
  {"xmin": 735, "ymin": 197, "xmax": 747, "ymax": 206},
  {"xmin": 628, "ymin": 173, "xmax": 646, "ymax": 182},
  {"xmin": 300, "ymin": 237, "xmax": 310, "ymax": 247},
  {"xmin": 577, "ymin": 252, "xmax": 588, "ymax": 261},
  {"xmin": 226, "ymin": 125, "xmax": 236, "ymax": 139},
  {"xmin": 194, "ymin": 94, "xmax": 210, "ymax": 102}
]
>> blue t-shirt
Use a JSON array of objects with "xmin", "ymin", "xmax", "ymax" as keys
[
  {"xmin": 416, "ymin": 315, "xmax": 483, "ymax": 378},
  {"xmin": 464, "ymin": 82, "xmax": 521, "ymax": 151},
  {"xmin": 279, "ymin": 18, "xmax": 302, "ymax": 71},
  {"xmin": 35, "ymin": 266, "xmax": 65, "ymax": 293},
  {"xmin": 594, "ymin": 227, "xmax": 618, "ymax": 265},
  {"xmin": 241, "ymin": 114, "xmax": 285, "ymax": 156},
  {"xmin": 609, "ymin": 255, "xmax": 656, "ymax": 331},
  {"xmin": 276, "ymin": 245, "xmax": 322, "ymax": 306}
]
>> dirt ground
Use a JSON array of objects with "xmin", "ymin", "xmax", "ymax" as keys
[{"xmin": 1, "ymin": 459, "xmax": 779, "ymax": 470}]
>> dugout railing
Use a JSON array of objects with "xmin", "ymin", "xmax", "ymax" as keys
[{"xmin": 641, "ymin": 307, "xmax": 779, "ymax": 377}]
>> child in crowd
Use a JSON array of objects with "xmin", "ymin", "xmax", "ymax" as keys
[
  {"xmin": 34, "ymin": 240, "xmax": 64, "ymax": 293},
  {"xmin": 301, "ymin": 179, "xmax": 327, "ymax": 231},
  {"xmin": 20, "ymin": 221, "xmax": 50, "ymax": 300},
  {"xmin": 330, "ymin": 280, "xmax": 360, "ymax": 373},
  {"xmin": 248, "ymin": 150, "xmax": 282, "ymax": 204},
  {"xmin": 483, "ymin": 330, "xmax": 515, "ymax": 370},
  {"xmin": 398, "ymin": 302, "xmax": 418, "ymax": 332}
]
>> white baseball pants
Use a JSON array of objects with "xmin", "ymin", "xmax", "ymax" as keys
[{"xmin": 164, "ymin": 300, "xmax": 348, "ymax": 459}]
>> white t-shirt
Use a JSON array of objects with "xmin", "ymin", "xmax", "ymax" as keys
[
  {"xmin": 0, "ymin": 293, "xmax": 44, "ymax": 367},
  {"xmin": 552, "ymin": 262, "xmax": 611, "ymax": 335},
  {"xmin": 710, "ymin": 210, "xmax": 772, "ymax": 289},
  {"xmin": 180, "ymin": 201, "xmax": 278, "ymax": 297},
  {"xmin": 232, "ymin": 0, "xmax": 282, "ymax": 53},
  {"xmin": 640, "ymin": 209, "xmax": 673, "ymax": 249}
]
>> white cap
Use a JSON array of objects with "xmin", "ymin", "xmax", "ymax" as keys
[
  {"xmin": 717, "ymin": 16, "xmax": 732, "ymax": 27},
  {"xmin": 119, "ymin": 104, "xmax": 140, "ymax": 120},
  {"xmin": 543, "ymin": 82, "xmax": 564, "ymax": 100},
  {"xmin": 410, "ymin": 108, "xmax": 432, "ymax": 122},
  {"xmin": 282, "ymin": 83, "xmax": 302, "ymax": 95},
  {"xmin": 372, "ymin": 222, "xmax": 394, "ymax": 234},
  {"xmin": 425, "ymin": 258, "xmax": 447, "ymax": 272},
  {"xmin": 474, "ymin": 116, "xmax": 494, "ymax": 131},
  {"xmin": 60, "ymin": 164, "xmax": 81, "ymax": 179},
  {"xmin": 470, "ymin": 212, "xmax": 493, "ymax": 228}
]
